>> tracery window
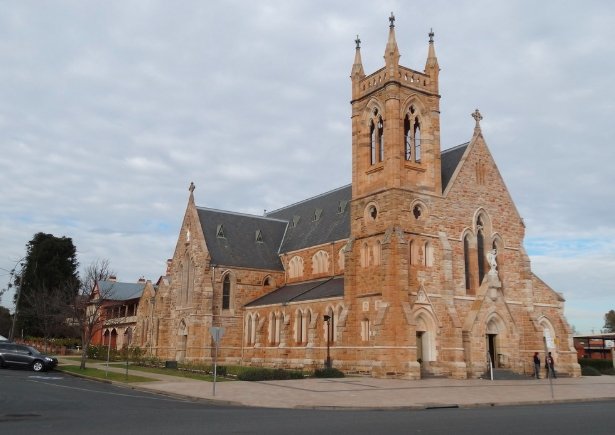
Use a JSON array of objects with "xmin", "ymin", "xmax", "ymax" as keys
[
  {"xmin": 404, "ymin": 106, "xmax": 421, "ymax": 163},
  {"xmin": 312, "ymin": 250, "xmax": 330, "ymax": 275}
]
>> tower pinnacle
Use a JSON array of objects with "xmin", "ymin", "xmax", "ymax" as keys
[
  {"xmin": 384, "ymin": 12, "xmax": 400, "ymax": 69},
  {"xmin": 351, "ymin": 34, "xmax": 365, "ymax": 83}
]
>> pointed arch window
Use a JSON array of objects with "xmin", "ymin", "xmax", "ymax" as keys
[
  {"xmin": 414, "ymin": 119, "xmax": 421, "ymax": 162},
  {"xmin": 370, "ymin": 119, "xmax": 376, "ymax": 165},
  {"xmin": 295, "ymin": 310, "xmax": 303, "ymax": 344},
  {"xmin": 464, "ymin": 234, "xmax": 472, "ymax": 292},
  {"xmin": 477, "ymin": 228, "xmax": 485, "ymax": 284},
  {"xmin": 222, "ymin": 274, "xmax": 231, "ymax": 310},
  {"xmin": 377, "ymin": 117, "xmax": 384, "ymax": 162},
  {"xmin": 404, "ymin": 106, "xmax": 422, "ymax": 163}
]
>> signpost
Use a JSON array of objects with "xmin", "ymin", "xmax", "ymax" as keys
[{"xmin": 209, "ymin": 326, "xmax": 225, "ymax": 396}]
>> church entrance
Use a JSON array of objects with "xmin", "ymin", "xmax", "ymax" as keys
[
  {"xmin": 416, "ymin": 331, "xmax": 424, "ymax": 365},
  {"xmin": 486, "ymin": 333, "xmax": 497, "ymax": 368},
  {"xmin": 176, "ymin": 320, "xmax": 188, "ymax": 362}
]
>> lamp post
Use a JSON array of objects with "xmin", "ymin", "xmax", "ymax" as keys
[{"xmin": 323, "ymin": 314, "xmax": 331, "ymax": 368}]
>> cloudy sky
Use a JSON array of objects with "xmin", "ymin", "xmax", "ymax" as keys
[{"xmin": 0, "ymin": 0, "xmax": 613, "ymax": 333}]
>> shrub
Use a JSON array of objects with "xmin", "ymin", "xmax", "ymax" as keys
[
  {"xmin": 578, "ymin": 358, "xmax": 614, "ymax": 374},
  {"xmin": 236, "ymin": 367, "xmax": 304, "ymax": 381},
  {"xmin": 313, "ymin": 367, "xmax": 345, "ymax": 378},
  {"xmin": 581, "ymin": 366, "xmax": 602, "ymax": 376}
]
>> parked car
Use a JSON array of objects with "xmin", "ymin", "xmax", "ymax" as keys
[{"xmin": 0, "ymin": 342, "xmax": 58, "ymax": 372}]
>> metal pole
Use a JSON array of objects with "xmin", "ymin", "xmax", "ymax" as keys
[
  {"xmin": 213, "ymin": 331, "xmax": 218, "ymax": 396},
  {"xmin": 543, "ymin": 337, "xmax": 554, "ymax": 399}
]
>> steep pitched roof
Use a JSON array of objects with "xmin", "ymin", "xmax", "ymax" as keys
[
  {"xmin": 441, "ymin": 142, "xmax": 469, "ymax": 190},
  {"xmin": 197, "ymin": 208, "xmax": 287, "ymax": 270},
  {"xmin": 265, "ymin": 185, "xmax": 351, "ymax": 253},
  {"xmin": 245, "ymin": 277, "xmax": 344, "ymax": 307},
  {"xmin": 97, "ymin": 280, "xmax": 145, "ymax": 301},
  {"xmin": 193, "ymin": 144, "xmax": 466, "ymax": 270}
]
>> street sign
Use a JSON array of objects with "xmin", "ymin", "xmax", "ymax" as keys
[
  {"xmin": 209, "ymin": 326, "xmax": 225, "ymax": 396},
  {"xmin": 209, "ymin": 326, "xmax": 225, "ymax": 343}
]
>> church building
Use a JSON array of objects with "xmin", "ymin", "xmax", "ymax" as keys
[{"xmin": 134, "ymin": 16, "xmax": 580, "ymax": 379}]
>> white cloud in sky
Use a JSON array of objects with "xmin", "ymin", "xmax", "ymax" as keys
[{"xmin": 1, "ymin": 0, "xmax": 614, "ymax": 334}]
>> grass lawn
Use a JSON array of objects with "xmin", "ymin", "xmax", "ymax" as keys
[
  {"xmin": 58, "ymin": 365, "xmax": 155, "ymax": 383},
  {"xmin": 107, "ymin": 363, "xmax": 225, "ymax": 382}
]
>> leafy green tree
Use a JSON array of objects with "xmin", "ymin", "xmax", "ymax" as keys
[
  {"xmin": 604, "ymin": 310, "xmax": 615, "ymax": 333},
  {"xmin": 0, "ymin": 306, "xmax": 11, "ymax": 337},
  {"xmin": 15, "ymin": 232, "xmax": 80, "ymax": 338}
]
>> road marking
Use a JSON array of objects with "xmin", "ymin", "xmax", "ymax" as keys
[
  {"xmin": 29, "ymin": 375, "xmax": 63, "ymax": 380},
  {"xmin": 28, "ymin": 379, "xmax": 192, "ymax": 403}
]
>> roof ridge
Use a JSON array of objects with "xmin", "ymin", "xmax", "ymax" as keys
[
  {"xmin": 196, "ymin": 206, "xmax": 289, "ymax": 223},
  {"xmin": 266, "ymin": 184, "xmax": 351, "ymax": 215},
  {"xmin": 442, "ymin": 142, "xmax": 470, "ymax": 154}
]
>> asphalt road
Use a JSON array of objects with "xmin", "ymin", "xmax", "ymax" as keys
[{"xmin": 1, "ymin": 367, "xmax": 614, "ymax": 435}]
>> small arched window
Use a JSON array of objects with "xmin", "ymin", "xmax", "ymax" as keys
[
  {"xmin": 370, "ymin": 119, "xmax": 376, "ymax": 165},
  {"xmin": 338, "ymin": 247, "xmax": 345, "ymax": 271},
  {"xmin": 477, "ymin": 228, "xmax": 485, "ymax": 284},
  {"xmin": 361, "ymin": 318, "xmax": 370, "ymax": 341},
  {"xmin": 377, "ymin": 117, "xmax": 384, "ymax": 162},
  {"xmin": 424, "ymin": 242, "xmax": 433, "ymax": 267},
  {"xmin": 222, "ymin": 274, "xmax": 231, "ymax": 310},
  {"xmin": 295, "ymin": 311, "xmax": 303, "ymax": 344},
  {"xmin": 414, "ymin": 118, "xmax": 421, "ymax": 162},
  {"xmin": 464, "ymin": 234, "xmax": 472, "ymax": 292},
  {"xmin": 288, "ymin": 256, "xmax": 304, "ymax": 278}
]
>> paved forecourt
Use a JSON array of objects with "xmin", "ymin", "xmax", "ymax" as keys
[{"xmin": 67, "ymin": 360, "xmax": 615, "ymax": 409}]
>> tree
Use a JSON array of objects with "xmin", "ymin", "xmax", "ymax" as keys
[
  {"xmin": 0, "ymin": 306, "xmax": 11, "ymax": 337},
  {"xmin": 71, "ymin": 259, "xmax": 116, "ymax": 370},
  {"xmin": 16, "ymin": 233, "xmax": 80, "ymax": 337},
  {"xmin": 604, "ymin": 310, "xmax": 615, "ymax": 333}
]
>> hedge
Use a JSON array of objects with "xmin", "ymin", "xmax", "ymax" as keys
[{"xmin": 578, "ymin": 358, "xmax": 614, "ymax": 374}]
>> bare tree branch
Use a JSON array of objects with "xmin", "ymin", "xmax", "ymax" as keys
[{"xmin": 70, "ymin": 259, "xmax": 116, "ymax": 370}]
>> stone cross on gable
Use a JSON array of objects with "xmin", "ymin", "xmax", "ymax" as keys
[
  {"xmin": 472, "ymin": 108, "xmax": 483, "ymax": 128},
  {"xmin": 389, "ymin": 12, "xmax": 395, "ymax": 27},
  {"xmin": 355, "ymin": 35, "xmax": 361, "ymax": 49}
]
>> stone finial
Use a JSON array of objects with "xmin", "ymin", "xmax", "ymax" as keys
[
  {"xmin": 389, "ymin": 12, "xmax": 395, "ymax": 28},
  {"xmin": 472, "ymin": 108, "xmax": 483, "ymax": 128},
  {"xmin": 429, "ymin": 28, "xmax": 434, "ymax": 43},
  {"xmin": 355, "ymin": 35, "xmax": 361, "ymax": 49},
  {"xmin": 189, "ymin": 181, "xmax": 195, "ymax": 193}
]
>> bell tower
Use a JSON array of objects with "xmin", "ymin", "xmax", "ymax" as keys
[
  {"xmin": 350, "ymin": 14, "xmax": 442, "ymax": 200},
  {"xmin": 345, "ymin": 15, "xmax": 443, "ymax": 377}
]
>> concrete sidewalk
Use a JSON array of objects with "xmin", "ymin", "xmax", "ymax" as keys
[{"xmin": 59, "ymin": 360, "xmax": 615, "ymax": 409}]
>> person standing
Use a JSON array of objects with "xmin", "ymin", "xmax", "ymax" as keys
[
  {"xmin": 533, "ymin": 352, "xmax": 541, "ymax": 379},
  {"xmin": 546, "ymin": 352, "xmax": 557, "ymax": 378}
]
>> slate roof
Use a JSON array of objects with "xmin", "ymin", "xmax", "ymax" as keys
[
  {"xmin": 265, "ymin": 185, "xmax": 351, "ymax": 253},
  {"xmin": 195, "ymin": 144, "xmax": 466, "ymax": 270},
  {"xmin": 197, "ymin": 208, "xmax": 287, "ymax": 270},
  {"xmin": 97, "ymin": 280, "xmax": 145, "ymax": 301},
  {"xmin": 245, "ymin": 277, "xmax": 344, "ymax": 307},
  {"xmin": 441, "ymin": 142, "xmax": 469, "ymax": 190}
]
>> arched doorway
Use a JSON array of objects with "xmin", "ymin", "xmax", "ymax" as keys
[
  {"xmin": 414, "ymin": 310, "xmax": 437, "ymax": 372},
  {"xmin": 176, "ymin": 320, "xmax": 188, "ymax": 362},
  {"xmin": 485, "ymin": 314, "xmax": 507, "ymax": 368}
]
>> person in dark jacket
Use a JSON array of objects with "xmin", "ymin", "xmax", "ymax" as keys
[
  {"xmin": 533, "ymin": 352, "xmax": 541, "ymax": 379},
  {"xmin": 546, "ymin": 352, "xmax": 557, "ymax": 378}
]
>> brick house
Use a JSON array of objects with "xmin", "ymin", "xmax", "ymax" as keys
[
  {"xmin": 90, "ymin": 277, "xmax": 149, "ymax": 350},
  {"xmin": 134, "ymin": 16, "xmax": 580, "ymax": 379}
]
